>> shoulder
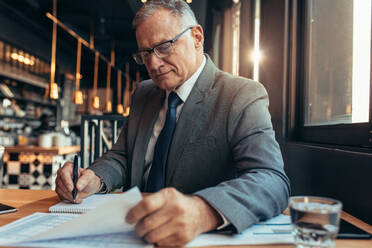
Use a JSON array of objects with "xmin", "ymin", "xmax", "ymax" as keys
[
  {"xmin": 213, "ymin": 71, "xmax": 268, "ymax": 105},
  {"xmin": 128, "ymin": 79, "xmax": 159, "ymax": 113},
  {"xmin": 132, "ymin": 79, "xmax": 157, "ymax": 99}
]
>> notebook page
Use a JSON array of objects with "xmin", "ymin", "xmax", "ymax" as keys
[
  {"xmin": 31, "ymin": 187, "xmax": 142, "ymax": 241},
  {"xmin": 49, "ymin": 194, "xmax": 126, "ymax": 213}
]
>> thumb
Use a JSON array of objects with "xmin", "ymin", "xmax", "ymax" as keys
[{"xmin": 76, "ymin": 169, "xmax": 100, "ymax": 195}]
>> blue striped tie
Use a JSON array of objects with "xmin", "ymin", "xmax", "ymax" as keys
[{"xmin": 146, "ymin": 92, "xmax": 183, "ymax": 192}]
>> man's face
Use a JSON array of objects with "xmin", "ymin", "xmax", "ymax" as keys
[{"xmin": 135, "ymin": 9, "xmax": 203, "ymax": 91}]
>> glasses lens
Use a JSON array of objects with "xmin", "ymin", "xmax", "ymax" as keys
[
  {"xmin": 154, "ymin": 42, "xmax": 173, "ymax": 58},
  {"xmin": 133, "ymin": 53, "xmax": 144, "ymax": 65},
  {"xmin": 133, "ymin": 41, "xmax": 174, "ymax": 65}
]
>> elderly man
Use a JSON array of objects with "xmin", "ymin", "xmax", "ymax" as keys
[{"xmin": 55, "ymin": 0, "xmax": 290, "ymax": 246}]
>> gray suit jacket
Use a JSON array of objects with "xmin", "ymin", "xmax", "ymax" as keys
[{"xmin": 90, "ymin": 55, "xmax": 290, "ymax": 233}]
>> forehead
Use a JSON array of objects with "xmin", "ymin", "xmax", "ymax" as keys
[{"xmin": 135, "ymin": 9, "xmax": 184, "ymax": 49}]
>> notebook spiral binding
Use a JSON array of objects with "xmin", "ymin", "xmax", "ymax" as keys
[{"xmin": 49, "ymin": 208, "xmax": 87, "ymax": 214}]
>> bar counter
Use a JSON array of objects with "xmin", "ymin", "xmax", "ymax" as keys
[
  {"xmin": 4, "ymin": 145, "xmax": 80, "ymax": 155},
  {"xmin": 1, "ymin": 145, "xmax": 80, "ymax": 190}
]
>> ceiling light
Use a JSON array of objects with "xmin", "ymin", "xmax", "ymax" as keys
[
  {"xmin": 10, "ymin": 53, "xmax": 18, "ymax": 60},
  {"xmin": 105, "ymin": 101, "xmax": 112, "ymax": 112},
  {"xmin": 73, "ymin": 90, "xmax": 83, "ymax": 105},
  {"xmin": 74, "ymin": 40, "xmax": 83, "ymax": 104},
  {"xmin": 92, "ymin": 52, "xmax": 99, "ymax": 109},
  {"xmin": 141, "ymin": 0, "xmax": 147, "ymax": 3},
  {"xmin": 92, "ymin": 95, "xmax": 100, "ymax": 109},
  {"xmin": 123, "ymin": 107, "xmax": 130, "ymax": 117},
  {"xmin": 49, "ymin": 82, "xmax": 59, "ymax": 100},
  {"xmin": 117, "ymin": 70, "xmax": 123, "ymax": 114},
  {"xmin": 24, "ymin": 58, "xmax": 31, "ymax": 65},
  {"xmin": 186, "ymin": 0, "xmax": 192, "ymax": 3},
  {"xmin": 117, "ymin": 104, "xmax": 124, "ymax": 114},
  {"xmin": 49, "ymin": 0, "xmax": 58, "ymax": 99}
]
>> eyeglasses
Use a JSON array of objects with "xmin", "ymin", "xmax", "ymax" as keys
[{"xmin": 132, "ymin": 26, "xmax": 193, "ymax": 65}]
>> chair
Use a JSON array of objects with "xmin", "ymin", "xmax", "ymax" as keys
[{"xmin": 80, "ymin": 115, "xmax": 127, "ymax": 168}]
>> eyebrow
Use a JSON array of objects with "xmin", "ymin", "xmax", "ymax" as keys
[{"xmin": 137, "ymin": 38, "xmax": 172, "ymax": 53}]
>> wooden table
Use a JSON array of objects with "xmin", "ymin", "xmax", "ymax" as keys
[{"xmin": 0, "ymin": 189, "xmax": 371, "ymax": 248}]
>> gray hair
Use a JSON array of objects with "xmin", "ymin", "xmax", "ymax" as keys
[{"xmin": 133, "ymin": 0, "xmax": 198, "ymax": 29}]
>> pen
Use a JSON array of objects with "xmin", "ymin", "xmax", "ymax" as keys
[{"xmin": 72, "ymin": 155, "xmax": 78, "ymax": 201}]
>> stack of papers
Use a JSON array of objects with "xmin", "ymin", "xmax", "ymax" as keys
[
  {"xmin": 0, "ymin": 187, "xmax": 293, "ymax": 247},
  {"xmin": 0, "ymin": 213, "xmax": 150, "ymax": 248},
  {"xmin": 0, "ymin": 187, "xmax": 152, "ymax": 248}
]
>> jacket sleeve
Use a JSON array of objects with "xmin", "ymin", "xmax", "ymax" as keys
[
  {"xmin": 194, "ymin": 82, "xmax": 290, "ymax": 233},
  {"xmin": 88, "ymin": 120, "xmax": 130, "ymax": 192}
]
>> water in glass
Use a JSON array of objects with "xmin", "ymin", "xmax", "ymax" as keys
[{"xmin": 290, "ymin": 197, "xmax": 342, "ymax": 248}]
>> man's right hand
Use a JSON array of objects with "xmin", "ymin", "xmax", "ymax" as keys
[{"xmin": 55, "ymin": 162, "xmax": 101, "ymax": 203}]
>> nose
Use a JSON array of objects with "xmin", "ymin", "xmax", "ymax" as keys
[{"xmin": 145, "ymin": 52, "xmax": 164, "ymax": 71}]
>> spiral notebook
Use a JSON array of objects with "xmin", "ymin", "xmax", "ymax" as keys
[{"xmin": 49, "ymin": 194, "xmax": 126, "ymax": 214}]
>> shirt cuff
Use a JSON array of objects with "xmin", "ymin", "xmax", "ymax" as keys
[{"xmin": 213, "ymin": 206, "xmax": 231, "ymax": 230}]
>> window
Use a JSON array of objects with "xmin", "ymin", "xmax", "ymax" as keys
[
  {"xmin": 296, "ymin": 0, "xmax": 372, "ymax": 147},
  {"xmin": 305, "ymin": 0, "xmax": 371, "ymax": 126}
]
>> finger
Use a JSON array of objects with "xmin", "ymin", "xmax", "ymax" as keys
[
  {"xmin": 55, "ymin": 177, "xmax": 74, "ymax": 202},
  {"xmin": 56, "ymin": 177, "xmax": 72, "ymax": 197},
  {"xmin": 57, "ymin": 175, "xmax": 81, "ymax": 203},
  {"xmin": 135, "ymin": 207, "xmax": 172, "ymax": 238},
  {"xmin": 77, "ymin": 191, "xmax": 91, "ymax": 200},
  {"xmin": 156, "ymin": 232, "xmax": 192, "ymax": 248},
  {"xmin": 126, "ymin": 190, "xmax": 167, "ymax": 224},
  {"xmin": 55, "ymin": 183, "xmax": 73, "ymax": 202},
  {"xmin": 55, "ymin": 186, "xmax": 68, "ymax": 201},
  {"xmin": 154, "ymin": 224, "xmax": 197, "ymax": 248},
  {"xmin": 57, "ymin": 162, "xmax": 74, "ymax": 192},
  {"xmin": 72, "ymin": 194, "xmax": 83, "ymax": 204},
  {"xmin": 144, "ymin": 219, "xmax": 195, "ymax": 246},
  {"xmin": 144, "ymin": 208, "xmax": 196, "ymax": 245},
  {"xmin": 74, "ymin": 185, "xmax": 93, "ymax": 204},
  {"xmin": 76, "ymin": 169, "xmax": 99, "ymax": 194},
  {"xmin": 141, "ymin": 218, "xmax": 173, "ymax": 244}
]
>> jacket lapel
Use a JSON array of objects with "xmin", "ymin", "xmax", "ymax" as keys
[
  {"xmin": 131, "ymin": 87, "xmax": 165, "ymax": 188},
  {"xmin": 166, "ymin": 56, "xmax": 218, "ymax": 185}
]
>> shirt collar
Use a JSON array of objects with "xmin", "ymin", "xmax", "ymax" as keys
[{"xmin": 167, "ymin": 55, "xmax": 206, "ymax": 103}]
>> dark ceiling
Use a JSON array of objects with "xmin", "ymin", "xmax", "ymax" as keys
[
  {"xmin": 0, "ymin": 0, "xmax": 140, "ymax": 69},
  {"xmin": 0, "ymin": 0, "xmax": 230, "ymax": 88}
]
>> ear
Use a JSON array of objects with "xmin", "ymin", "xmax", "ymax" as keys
[{"xmin": 191, "ymin": 25, "xmax": 204, "ymax": 49}]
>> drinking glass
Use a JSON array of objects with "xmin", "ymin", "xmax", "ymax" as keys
[{"xmin": 289, "ymin": 196, "xmax": 342, "ymax": 248}]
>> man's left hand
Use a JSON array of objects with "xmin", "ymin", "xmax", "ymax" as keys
[{"xmin": 126, "ymin": 187, "xmax": 222, "ymax": 247}]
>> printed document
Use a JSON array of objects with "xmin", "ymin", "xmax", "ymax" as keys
[
  {"xmin": 0, "ymin": 187, "xmax": 152, "ymax": 247},
  {"xmin": 186, "ymin": 214, "xmax": 294, "ymax": 247},
  {"xmin": 0, "ymin": 186, "xmax": 293, "ymax": 247}
]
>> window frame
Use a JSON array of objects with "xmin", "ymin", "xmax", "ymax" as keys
[{"xmin": 292, "ymin": 0, "xmax": 372, "ymax": 148}]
